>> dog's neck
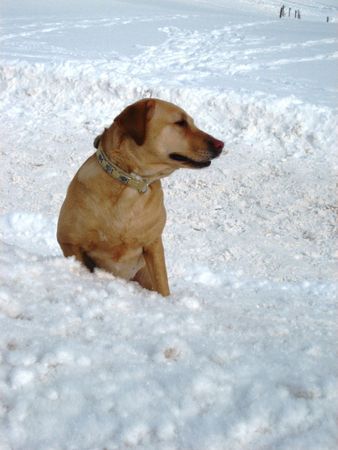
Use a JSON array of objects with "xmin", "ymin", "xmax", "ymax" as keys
[
  {"xmin": 96, "ymin": 145, "xmax": 152, "ymax": 193},
  {"xmin": 97, "ymin": 125, "xmax": 176, "ymax": 191}
]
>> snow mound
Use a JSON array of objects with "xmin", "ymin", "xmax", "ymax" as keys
[{"xmin": 0, "ymin": 237, "xmax": 336, "ymax": 450}]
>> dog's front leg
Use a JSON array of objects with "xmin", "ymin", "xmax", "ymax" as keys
[{"xmin": 143, "ymin": 237, "xmax": 170, "ymax": 297}]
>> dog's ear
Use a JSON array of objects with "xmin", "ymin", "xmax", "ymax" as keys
[
  {"xmin": 114, "ymin": 99, "xmax": 155, "ymax": 146},
  {"xmin": 93, "ymin": 133, "xmax": 102, "ymax": 149}
]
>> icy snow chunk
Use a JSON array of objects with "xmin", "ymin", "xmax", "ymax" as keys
[
  {"xmin": 76, "ymin": 356, "xmax": 91, "ymax": 367},
  {"xmin": 7, "ymin": 350, "xmax": 37, "ymax": 367},
  {"xmin": 53, "ymin": 349, "xmax": 74, "ymax": 365},
  {"xmin": 10, "ymin": 368, "xmax": 34, "ymax": 388},
  {"xmin": 188, "ymin": 266, "xmax": 223, "ymax": 287},
  {"xmin": 180, "ymin": 296, "xmax": 200, "ymax": 310},
  {"xmin": 192, "ymin": 376, "xmax": 217, "ymax": 396},
  {"xmin": 40, "ymin": 348, "xmax": 74, "ymax": 368},
  {"xmin": 0, "ymin": 290, "xmax": 22, "ymax": 318},
  {"xmin": 156, "ymin": 421, "xmax": 176, "ymax": 440},
  {"xmin": 44, "ymin": 389, "xmax": 59, "ymax": 401},
  {"xmin": 123, "ymin": 422, "xmax": 150, "ymax": 446}
]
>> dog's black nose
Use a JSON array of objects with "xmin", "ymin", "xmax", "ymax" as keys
[
  {"xmin": 207, "ymin": 136, "xmax": 224, "ymax": 157},
  {"xmin": 212, "ymin": 138, "xmax": 224, "ymax": 151}
]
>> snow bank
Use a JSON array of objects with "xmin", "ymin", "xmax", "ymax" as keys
[
  {"xmin": 0, "ymin": 59, "xmax": 336, "ymax": 448},
  {"xmin": 0, "ymin": 239, "xmax": 336, "ymax": 450},
  {"xmin": 1, "ymin": 58, "xmax": 336, "ymax": 281}
]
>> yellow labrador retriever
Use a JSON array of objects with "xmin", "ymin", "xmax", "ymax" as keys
[{"xmin": 57, "ymin": 99, "xmax": 224, "ymax": 296}]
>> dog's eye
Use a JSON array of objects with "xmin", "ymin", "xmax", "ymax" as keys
[{"xmin": 175, "ymin": 119, "xmax": 188, "ymax": 128}]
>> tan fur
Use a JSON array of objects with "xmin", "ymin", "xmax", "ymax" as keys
[{"xmin": 57, "ymin": 98, "xmax": 224, "ymax": 296}]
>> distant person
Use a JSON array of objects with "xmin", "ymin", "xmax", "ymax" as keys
[{"xmin": 279, "ymin": 5, "xmax": 285, "ymax": 19}]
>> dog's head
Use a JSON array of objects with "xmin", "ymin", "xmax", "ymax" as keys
[{"xmin": 94, "ymin": 98, "xmax": 225, "ymax": 176}]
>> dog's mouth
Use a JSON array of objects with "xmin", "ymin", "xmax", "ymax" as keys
[{"xmin": 169, "ymin": 153, "xmax": 211, "ymax": 169}]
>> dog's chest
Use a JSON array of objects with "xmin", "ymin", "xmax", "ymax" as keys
[{"xmin": 96, "ymin": 185, "xmax": 166, "ymax": 246}]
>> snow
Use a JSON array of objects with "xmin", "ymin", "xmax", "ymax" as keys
[{"xmin": 0, "ymin": 0, "xmax": 337, "ymax": 449}]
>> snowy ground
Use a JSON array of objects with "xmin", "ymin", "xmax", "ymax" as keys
[{"xmin": 0, "ymin": 1, "xmax": 337, "ymax": 449}]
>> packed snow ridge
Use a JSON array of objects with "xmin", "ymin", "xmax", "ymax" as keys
[{"xmin": 0, "ymin": 0, "xmax": 337, "ymax": 449}]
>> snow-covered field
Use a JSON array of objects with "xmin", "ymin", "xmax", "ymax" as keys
[{"xmin": 0, "ymin": 0, "xmax": 337, "ymax": 449}]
